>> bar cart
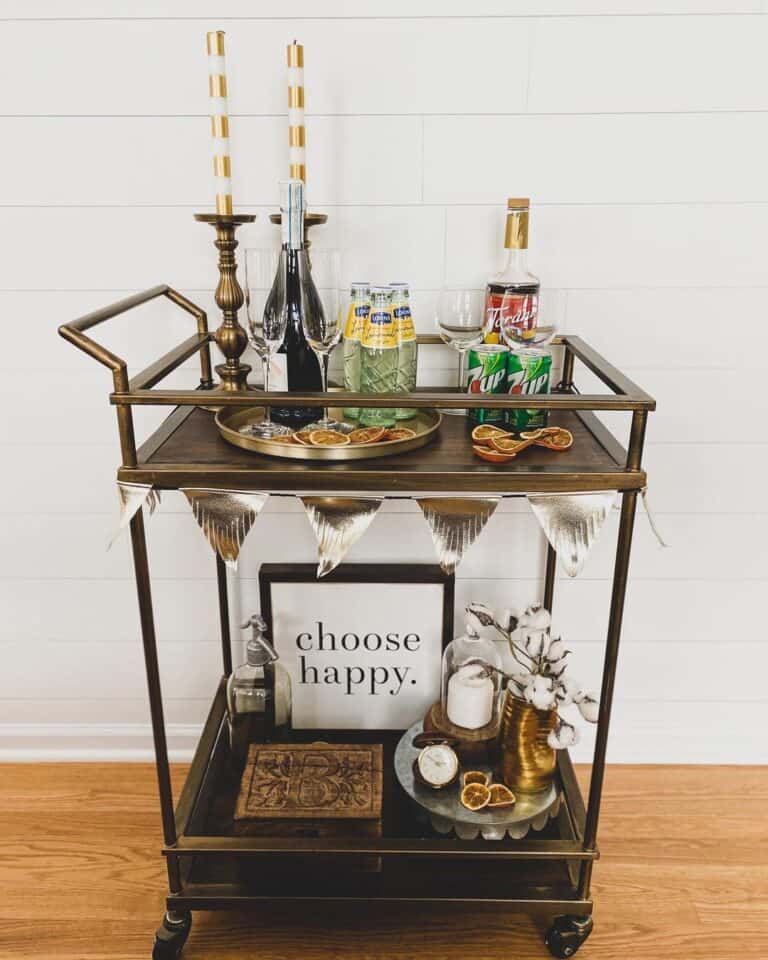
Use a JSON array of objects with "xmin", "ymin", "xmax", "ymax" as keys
[{"xmin": 59, "ymin": 284, "xmax": 654, "ymax": 959}]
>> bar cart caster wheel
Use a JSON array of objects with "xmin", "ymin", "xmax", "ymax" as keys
[
  {"xmin": 152, "ymin": 911, "xmax": 191, "ymax": 959},
  {"xmin": 545, "ymin": 915, "xmax": 594, "ymax": 958}
]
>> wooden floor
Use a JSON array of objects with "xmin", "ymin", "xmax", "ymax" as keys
[{"xmin": 0, "ymin": 764, "xmax": 765, "ymax": 960}]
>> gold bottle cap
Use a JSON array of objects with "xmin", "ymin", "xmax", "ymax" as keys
[
  {"xmin": 504, "ymin": 209, "xmax": 530, "ymax": 250},
  {"xmin": 507, "ymin": 197, "xmax": 530, "ymax": 209}
]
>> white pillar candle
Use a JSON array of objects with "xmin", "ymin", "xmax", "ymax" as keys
[
  {"xmin": 207, "ymin": 30, "xmax": 233, "ymax": 216},
  {"xmin": 446, "ymin": 663, "xmax": 494, "ymax": 730},
  {"xmin": 287, "ymin": 40, "xmax": 306, "ymax": 184}
]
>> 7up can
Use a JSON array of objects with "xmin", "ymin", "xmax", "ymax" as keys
[
  {"xmin": 505, "ymin": 348, "xmax": 552, "ymax": 431},
  {"xmin": 466, "ymin": 344, "xmax": 509, "ymax": 425}
]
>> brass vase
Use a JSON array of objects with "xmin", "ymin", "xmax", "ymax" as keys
[{"xmin": 499, "ymin": 691, "xmax": 558, "ymax": 793}]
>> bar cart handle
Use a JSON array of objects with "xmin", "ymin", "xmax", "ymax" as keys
[{"xmin": 58, "ymin": 284, "xmax": 211, "ymax": 391}]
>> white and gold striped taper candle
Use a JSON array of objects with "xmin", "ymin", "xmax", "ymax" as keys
[
  {"xmin": 207, "ymin": 30, "xmax": 233, "ymax": 216},
  {"xmin": 287, "ymin": 40, "xmax": 306, "ymax": 183}
]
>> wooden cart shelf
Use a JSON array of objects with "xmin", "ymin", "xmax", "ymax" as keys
[
  {"xmin": 58, "ymin": 286, "xmax": 654, "ymax": 959},
  {"xmin": 124, "ymin": 405, "xmax": 645, "ymax": 494}
]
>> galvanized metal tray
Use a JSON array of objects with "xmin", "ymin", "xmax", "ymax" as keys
[
  {"xmin": 215, "ymin": 405, "xmax": 442, "ymax": 461},
  {"xmin": 395, "ymin": 721, "xmax": 560, "ymax": 840}
]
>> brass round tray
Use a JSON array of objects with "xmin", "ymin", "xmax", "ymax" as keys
[{"xmin": 215, "ymin": 406, "xmax": 442, "ymax": 461}]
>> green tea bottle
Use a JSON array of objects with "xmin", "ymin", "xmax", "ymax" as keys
[{"xmin": 359, "ymin": 286, "xmax": 397, "ymax": 427}]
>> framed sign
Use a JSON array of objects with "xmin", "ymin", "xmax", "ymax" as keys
[{"xmin": 259, "ymin": 564, "xmax": 454, "ymax": 731}]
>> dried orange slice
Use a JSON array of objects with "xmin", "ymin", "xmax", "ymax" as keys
[
  {"xmin": 471, "ymin": 424, "xmax": 511, "ymax": 446},
  {"xmin": 293, "ymin": 429, "xmax": 314, "ymax": 445},
  {"xmin": 348, "ymin": 426, "xmax": 386, "ymax": 445},
  {"xmin": 460, "ymin": 782, "xmax": 491, "ymax": 812},
  {"xmin": 487, "ymin": 783, "xmax": 516, "ymax": 808},
  {"xmin": 520, "ymin": 426, "xmax": 573, "ymax": 450},
  {"xmin": 520, "ymin": 427, "xmax": 559, "ymax": 440},
  {"xmin": 384, "ymin": 427, "xmax": 417, "ymax": 441},
  {"xmin": 537, "ymin": 429, "xmax": 573, "ymax": 451},
  {"xmin": 463, "ymin": 771, "xmax": 490, "ymax": 788},
  {"xmin": 490, "ymin": 437, "xmax": 534, "ymax": 455},
  {"xmin": 270, "ymin": 435, "xmax": 298, "ymax": 444},
  {"xmin": 308, "ymin": 430, "xmax": 351, "ymax": 446},
  {"xmin": 473, "ymin": 444, "xmax": 517, "ymax": 464}
]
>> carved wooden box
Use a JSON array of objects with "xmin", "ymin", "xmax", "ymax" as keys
[{"xmin": 234, "ymin": 742, "xmax": 383, "ymax": 837}]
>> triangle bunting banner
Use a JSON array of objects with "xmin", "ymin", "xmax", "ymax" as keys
[
  {"xmin": 301, "ymin": 497, "xmax": 383, "ymax": 578},
  {"xmin": 108, "ymin": 482, "xmax": 161, "ymax": 549},
  {"xmin": 527, "ymin": 491, "xmax": 616, "ymax": 577},
  {"xmin": 181, "ymin": 488, "xmax": 269, "ymax": 571},
  {"xmin": 417, "ymin": 497, "xmax": 499, "ymax": 575}
]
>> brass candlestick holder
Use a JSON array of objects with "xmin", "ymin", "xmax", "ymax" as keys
[{"xmin": 195, "ymin": 212, "xmax": 256, "ymax": 392}]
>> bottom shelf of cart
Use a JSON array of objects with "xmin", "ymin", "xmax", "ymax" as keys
[
  {"xmin": 171, "ymin": 679, "xmax": 594, "ymax": 872},
  {"xmin": 168, "ymin": 859, "xmax": 592, "ymax": 912}
]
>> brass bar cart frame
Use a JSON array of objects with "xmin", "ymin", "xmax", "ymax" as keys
[{"xmin": 60, "ymin": 287, "xmax": 654, "ymax": 959}]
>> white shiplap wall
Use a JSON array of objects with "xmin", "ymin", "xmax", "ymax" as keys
[{"xmin": 1, "ymin": 2, "xmax": 766, "ymax": 763}]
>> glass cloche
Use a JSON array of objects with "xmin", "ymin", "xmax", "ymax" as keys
[{"xmin": 440, "ymin": 626, "xmax": 503, "ymax": 733}]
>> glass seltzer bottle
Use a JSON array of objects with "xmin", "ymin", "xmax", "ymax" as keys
[
  {"xmin": 342, "ymin": 282, "xmax": 370, "ymax": 420},
  {"xmin": 391, "ymin": 282, "xmax": 417, "ymax": 421},
  {"xmin": 359, "ymin": 286, "xmax": 398, "ymax": 427}
]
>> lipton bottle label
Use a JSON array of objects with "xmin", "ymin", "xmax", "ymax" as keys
[
  {"xmin": 362, "ymin": 305, "xmax": 398, "ymax": 350},
  {"xmin": 344, "ymin": 302, "xmax": 369, "ymax": 341}
]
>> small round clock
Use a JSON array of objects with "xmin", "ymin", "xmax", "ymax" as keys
[{"xmin": 413, "ymin": 741, "xmax": 460, "ymax": 790}]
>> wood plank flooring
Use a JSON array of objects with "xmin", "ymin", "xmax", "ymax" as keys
[{"xmin": 0, "ymin": 764, "xmax": 765, "ymax": 959}]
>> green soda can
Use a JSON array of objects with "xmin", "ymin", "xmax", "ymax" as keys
[
  {"xmin": 465, "ymin": 344, "xmax": 509, "ymax": 425},
  {"xmin": 505, "ymin": 348, "xmax": 552, "ymax": 431}
]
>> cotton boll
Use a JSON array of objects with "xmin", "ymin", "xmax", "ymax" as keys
[
  {"xmin": 547, "ymin": 718, "xmax": 579, "ymax": 750},
  {"xmin": 528, "ymin": 675, "xmax": 556, "ymax": 711},
  {"xmin": 524, "ymin": 602, "xmax": 551, "ymax": 632},
  {"xmin": 546, "ymin": 638, "xmax": 567, "ymax": 662},
  {"xmin": 522, "ymin": 675, "xmax": 551, "ymax": 705},
  {"xmin": 507, "ymin": 672, "xmax": 531, "ymax": 696},
  {"xmin": 497, "ymin": 607, "xmax": 519, "ymax": 633},
  {"xmin": 465, "ymin": 602, "xmax": 496, "ymax": 635},
  {"xmin": 521, "ymin": 629, "xmax": 545, "ymax": 658},
  {"xmin": 556, "ymin": 677, "xmax": 579, "ymax": 706},
  {"xmin": 578, "ymin": 694, "xmax": 600, "ymax": 723},
  {"xmin": 548, "ymin": 655, "xmax": 569, "ymax": 679}
]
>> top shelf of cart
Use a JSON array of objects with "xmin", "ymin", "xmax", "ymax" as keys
[{"xmin": 58, "ymin": 284, "xmax": 654, "ymax": 495}]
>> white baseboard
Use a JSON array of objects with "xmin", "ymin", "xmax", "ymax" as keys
[{"xmin": 0, "ymin": 710, "xmax": 763, "ymax": 764}]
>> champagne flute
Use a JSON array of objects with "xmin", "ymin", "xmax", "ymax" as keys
[
  {"xmin": 299, "ymin": 248, "xmax": 349, "ymax": 432},
  {"xmin": 243, "ymin": 248, "xmax": 292, "ymax": 439},
  {"xmin": 434, "ymin": 289, "xmax": 486, "ymax": 416}
]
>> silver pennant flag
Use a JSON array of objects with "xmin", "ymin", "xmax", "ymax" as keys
[
  {"xmin": 417, "ymin": 497, "xmax": 499, "ymax": 575},
  {"xmin": 528, "ymin": 491, "xmax": 617, "ymax": 577},
  {"xmin": 108, "ymin": 482, "xmax": 161, "ymax": 549},
  {"xmin": 301, "ymin": 497, "xmax": 383, "ymax": 578},
  {"xmin": 181, "ymin": 488, "xmax": 269, "ymax": 571}
]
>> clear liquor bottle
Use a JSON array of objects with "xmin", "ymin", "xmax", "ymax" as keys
[{"xmin": 483, "ymin": 198, "xmax": 540, "ymax": 345}]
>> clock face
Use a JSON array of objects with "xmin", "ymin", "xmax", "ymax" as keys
[{"xmin": 417, "ymin": 743, "xmax": 459, "ymax": 787}]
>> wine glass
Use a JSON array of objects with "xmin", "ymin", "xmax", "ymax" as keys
[
  {"xmin": 243, "ymin": 248, "xmax": 292, "ymax": 439},
  {"xmin": 299, "ymin": 248, "xmax": 348, "ymax": 432},
  {"xmin": 498, "ymin": 287, "xmax": 557, "ymax": 352},
  {"xmin": 435, "ymin": 289, "xmax": 486, "ymax": 416}
]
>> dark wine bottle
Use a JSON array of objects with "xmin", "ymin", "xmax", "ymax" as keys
[{"xmin": 268, "ymin": 179, "xmax": 322, "ymax": 428}]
